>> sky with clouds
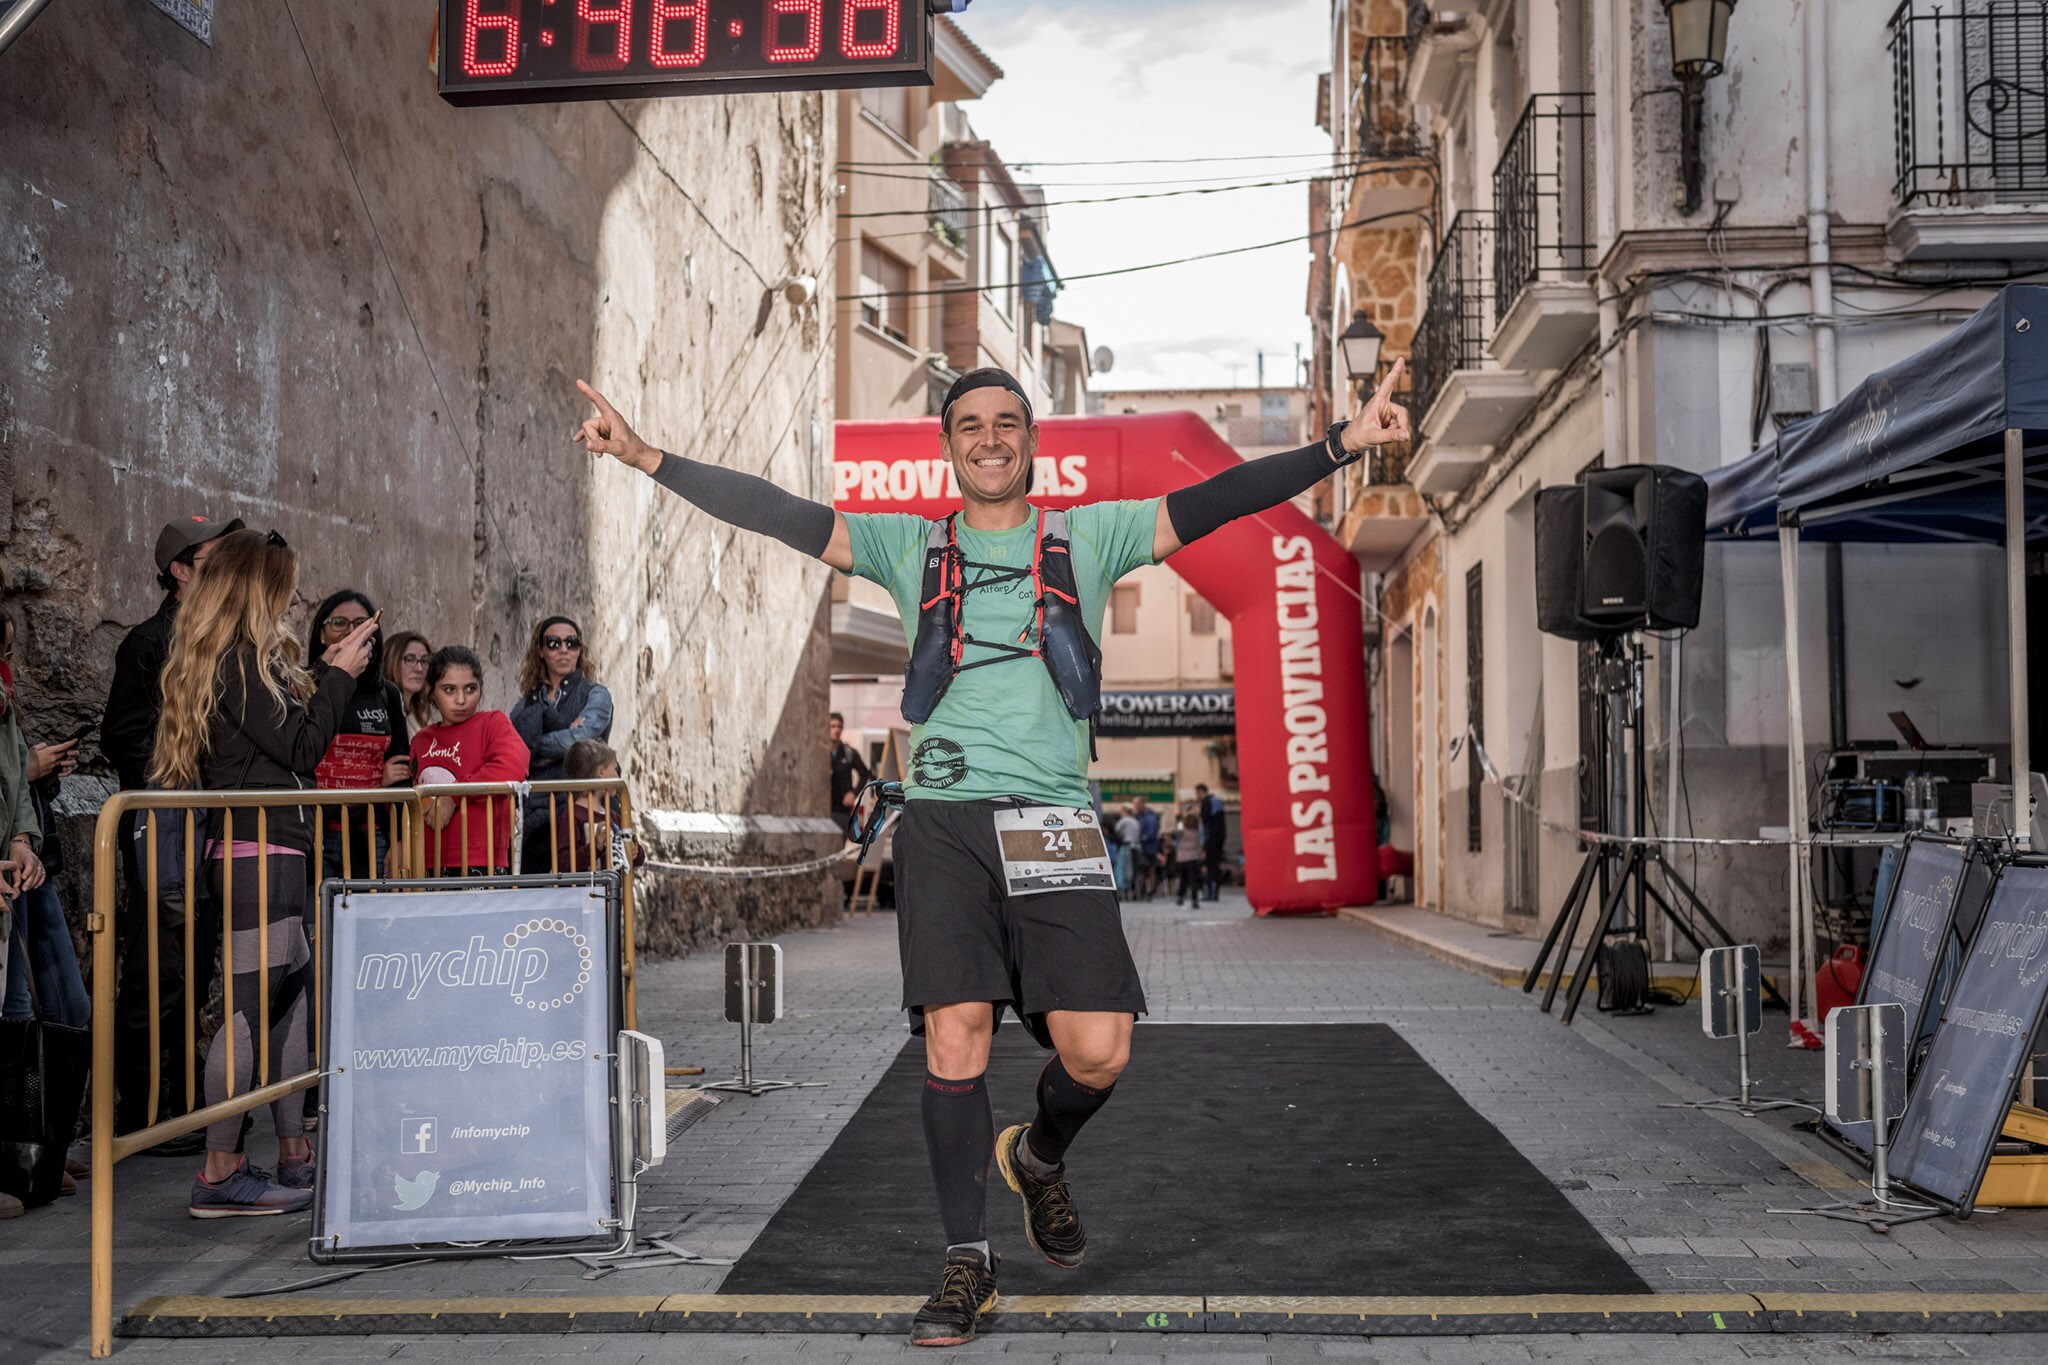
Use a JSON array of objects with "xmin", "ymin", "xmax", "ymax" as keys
[{"xmin": 950, "ymin": 0, "xmax": 1331, "ymax": 393}]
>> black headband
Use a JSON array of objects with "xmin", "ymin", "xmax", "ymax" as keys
[{"xmin": 942, "ymin": 368, "xmax": 1034, "ymax": 427}]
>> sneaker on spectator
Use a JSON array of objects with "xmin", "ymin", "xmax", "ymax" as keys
[
  {"xmin": 277, "ymin": 1155, "xmax": 315, "ymax": 1190},
  {"xmin": 188, "ymin": 1159, "xmax": 313, "ymax": 1219}
]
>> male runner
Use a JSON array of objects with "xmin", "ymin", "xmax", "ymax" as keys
[{"xmin": 575, "ymin": 362, "xmax": 1409, "ymax": 1345}]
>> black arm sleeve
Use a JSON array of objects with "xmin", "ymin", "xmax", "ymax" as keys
[
  {"xmin": 1162, "ymin": 438, "xmax": 1340, "ymax": 548},
  {"xmin": 651, "ymin": 452, "xmax": 836, "ymax": 558}
]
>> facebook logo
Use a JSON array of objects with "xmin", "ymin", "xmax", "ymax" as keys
[{"xmin": 401, "ymin": 1118, "xmax": 437, "ymax": 1155}]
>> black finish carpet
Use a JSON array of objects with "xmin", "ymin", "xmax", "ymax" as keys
[{"xmin": 719, "ymin": 1023, "xmax": 1646, "ymax": 1297}]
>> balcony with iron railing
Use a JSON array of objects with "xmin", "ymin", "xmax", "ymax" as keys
[
  {"xmin": 1407, "ymin": 210, "xmax": 1542, "ymax": 495},
  {"xmin": 1335, "ymin": 363, "xmax": 1428, "ymax": 571},
  {"xmin": 1887, "ymin": 0, "xmax": 2048, "ymax": 259},
  {"xmin": 928, "ymin": 170, "xmax": 970, "ymax": 254},
  {"xmin": 1358, "ymin": 35, "xmax": 1426, "ymax": 161},
  {"xmin": 1488, "ymin": 93, "xmax": 1599, "ymax": 370}
]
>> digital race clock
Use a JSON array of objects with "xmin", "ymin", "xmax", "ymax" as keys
[{"xmin": 438, "ymin": 0, "xmax": 934, "ymax": 106}]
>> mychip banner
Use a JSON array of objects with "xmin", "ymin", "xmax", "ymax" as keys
[
  {"xmin": 316, "ymin": 880, "xmax": 618, "ymax": 1255},
  {"xmin": 1889, "ymin": 859, "xmax": 2048, "ymax": 1212}
]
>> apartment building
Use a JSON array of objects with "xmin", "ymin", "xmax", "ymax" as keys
[{"xmin": 1315, "ymin": 0, "xmax": 2036, "ymax": 951}]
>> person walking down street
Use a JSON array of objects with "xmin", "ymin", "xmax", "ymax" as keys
[
  {"xmin": 508, "ymin": 616, "xmax": 611, "ymax": 872},
  {"xmin": 1112, "ymin": 804, "xmax": 1140, "ymax": 897},
  {"xmin": 829, "ymin": 712, "xmax": 873, "ymax": 838},
  {"xmin": 412, "ymin": 646, "xmax": 531, "ymax": 875},
  {"xmin": 1171, "ymin": 812, "xmax": 1204, "ymax": 906},
  {"xmin": 1133, "ymin": 795, "xmax": 1161, "ymax": 901},
  {"xmin": 382, "ymin": 630, "xmax": 434, "ymax": 729},
  {"xmin": 305, "ymin": 591, "xmax": 412, "ymax": 882},
  {"xmin": 1196, "ymin": 783, "xmax": 1227, "ymax": 902},
  {"xmin": 152, "ymin": 529, "xmax": 381, "ymax": 1217},
  {"xmin": 101, "ymin": 512, "xmax": 242, "ymax": 1143},
  {"xmin": 576, "ymin": 356, "xmax": 1410, "ymax": 1346}
]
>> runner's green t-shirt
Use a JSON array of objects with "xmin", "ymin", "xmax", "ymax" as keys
[{"xmin": 843, "ymin": 500, "xmax": 1162, "ymax": 804}]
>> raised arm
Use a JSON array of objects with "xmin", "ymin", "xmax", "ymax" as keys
[
  {"xmin": 1151, "ymin": 359, "xmax": 1412, "ymax": 560},
  {"xmin": 574, "ymin": 380, "xmax": 854, "ymax": 572}
]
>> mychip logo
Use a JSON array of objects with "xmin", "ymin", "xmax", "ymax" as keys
[{"xmin": 355, "ymin": 921, "xmax": 593, "ymax": 1011}]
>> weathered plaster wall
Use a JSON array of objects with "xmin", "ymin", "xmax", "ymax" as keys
[{"xmin": 0, "ymin": 0, "xmax": 840, "ymax": 951}]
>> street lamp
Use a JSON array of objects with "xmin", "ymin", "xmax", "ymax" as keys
[
  {"xmin": 1339, "ymin": 311, "xmax": 1384, "ymax": 392},
  {"xmin": 1661, "ymin": 0, "xmax": 1737, "ymax": 215}
]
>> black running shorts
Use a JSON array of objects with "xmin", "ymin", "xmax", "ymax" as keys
[{"xmin": 894, "ymin": 797, "xmax": 1147, "ymax": 1047}]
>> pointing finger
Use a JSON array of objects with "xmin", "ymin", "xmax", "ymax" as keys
[{"xmin": 576, "ymin": 379, "xmax": 620, "ymax": 431}]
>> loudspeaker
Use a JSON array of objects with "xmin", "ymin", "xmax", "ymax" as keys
[
  {"xmin": 1535, "ymin": 486, "xmax": 1611, "ymax": 641},
  {"xmin": 1580, "ymin": 466, "xmax": 1707, "ymax": 630}
]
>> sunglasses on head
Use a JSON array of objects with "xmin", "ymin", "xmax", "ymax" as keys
[{"xmin": 543, "ymin": 635, "xmax": 582, "ymax": 651}]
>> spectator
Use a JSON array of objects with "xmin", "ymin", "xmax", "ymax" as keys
[
  {"xmin": 1134, "ymin": 795, "xmax": 1162, "ymax": 900},
  {"xmin": 412, "ymin": 645, "xmax": 530, "ymax": 875},
  {"xmin": 1112, "ymin": 803, "xmax": 1140, "ymax": 897},
  {"xmin": 0, "ymin": 608, "xmax": 79, "ymax": 1214},
  {"xmin": 305, "ymin": 591, "xmax": 412, "ymax": 882},
  {"xmin": 508, "ymin": 616, "xmax": 611, "ymax": 871},
  {"xmin": 1171, "ymin": 811, "xmax": 1204, "ymax": 906},
  {"xmin": 1196, "ymin": 783, "xmax": 1228, "ymax": 902},
  {"xmin": 382, "ymin": 630, "xmax": 434, "ymax": 729},
  {"xmin": 101, "ymin": 513, "xmax": 240, "ymax": 1141},
  {"xmin": 828, "ymin": 712, "xmax": 871, "ymax": 837},
  {"xmin": 152, "ymin": 528, "xmax": 378, "ymax": 1217},
  {"xmin": 553, "ymin": 738, "xmax": 641, "ymax": 873}
]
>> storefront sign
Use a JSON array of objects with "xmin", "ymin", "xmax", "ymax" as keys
[
  {"xmin": 1096, "ymin": 688, "xmax": 1236, "ymax": 738},
  {"xmin": 317, "ymin": 882, "xmax": 616, "ymax": 1252}
]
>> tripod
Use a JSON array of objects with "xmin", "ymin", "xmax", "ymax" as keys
[{"xmin": 1523, "ymin": 635, "xmax": 1786, "ymax": 1024}]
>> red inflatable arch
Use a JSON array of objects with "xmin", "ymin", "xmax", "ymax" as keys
[{"xmin": 834, "ymin": 412, "xmax": 1380, "ymax": 915}]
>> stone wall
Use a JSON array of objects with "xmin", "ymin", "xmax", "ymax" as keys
[{"xmin": 0, "ymin": 0, "xmax": 841, "ymax": 957}]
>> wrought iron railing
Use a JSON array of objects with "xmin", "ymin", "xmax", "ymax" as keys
[
  {"xmin": 1359, "ymin": 35, "xmax": 1426, "ymax": 160},
  {"xmin": 1491, "ymin": 93, "xmax": 1596, "ymax": 325},
  {"xmin": 1410, "ymin": 211, "xmax": 1493, "ymax": 423},
  {"xmin": 1890, "ymin": 0, "xmax": 2048, "ymax": 206},
  {"xmin": 928, "ymin": 170, "xmax": 969, "ymax": 251},
  {"xmin": 1404, "ymin": 0, "xmax": 1434, "ymax": 59}
]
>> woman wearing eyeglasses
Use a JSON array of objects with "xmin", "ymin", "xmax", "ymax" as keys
[
  {"xmin": 381, "ymin": 630, "xmax": 434, "ymax": 729},
  {"xmin": 304, "ymin": 590, "xmax": 413, "ymax": 883},
  {"xmin": 152, "ymin": 529, "xmax": 379, "ymax": 1218},
  {"xmin": 508, "ymin": 615, "xmax": 613, "ymax": 873}
]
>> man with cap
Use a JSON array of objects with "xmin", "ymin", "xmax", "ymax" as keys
[
  {"xmin": 102, "ymin": 513, "xmax": 242, "ymax": 1142},
  {"xmin": 574, "ymin": 363, "xmax": 1409, "ymax": 1345}
]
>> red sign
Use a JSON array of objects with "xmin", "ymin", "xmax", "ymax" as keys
[{"xmin": 316, "ymin": 733, "xmax": 392, "ymax": 790}]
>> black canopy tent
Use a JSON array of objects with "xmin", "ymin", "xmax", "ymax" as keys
[{"xmin": 1703, "ymin": 285, "xmax": 2048, "ymax": 1025}]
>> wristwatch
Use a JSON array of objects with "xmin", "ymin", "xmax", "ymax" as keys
[{"xmin": 1324, "ymin": 420, "xmax": 1368, "ymax": 467}]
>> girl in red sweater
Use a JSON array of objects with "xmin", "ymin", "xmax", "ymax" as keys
[{"xmin": 409, "ymin": 645, "xmax": 529, "ymax": 874}]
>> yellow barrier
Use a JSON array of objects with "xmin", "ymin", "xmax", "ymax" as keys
[{"xmin": 87, "ymin": 778, "xmax": 640, "ymax": 1357}]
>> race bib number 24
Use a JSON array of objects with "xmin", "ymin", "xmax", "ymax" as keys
[{"xmin": 992, "ymin": 805, "xmax": 1117, "ymax": 897}]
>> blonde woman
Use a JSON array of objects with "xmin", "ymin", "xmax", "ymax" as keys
[{"xmin": 152, "ymin": 529, "xmax": 377, "ymax": 1218}]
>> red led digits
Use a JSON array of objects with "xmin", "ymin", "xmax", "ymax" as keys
[
  {"xmin": 841, "ymin": 0, "xmax": 899, "ymax": 58},
  {"xmin": 764, "ymin": 0, "xmax": 823, "ymax": 62},
  {"xmin": 650, "ymin": 0, "xmax": 709, "ymax": 66},
  {"xmin": 461, "ymin": 0, "xmax": 521, "ymax": 76},
  {"xmin": 573, "ymin": 0, "xmax": 631, "ymax": 71}
]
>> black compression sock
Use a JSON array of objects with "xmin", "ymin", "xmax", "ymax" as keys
[
  {"xmin": 1025, "ymin": 1056, "xmax": 1114, "ymax": 1167},
  {"xmin": 921, "ymin": 1072, "xmax": 993, "ymax": 1247}
]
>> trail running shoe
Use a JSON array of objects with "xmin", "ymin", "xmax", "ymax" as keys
[
  {"xmin": 995, "ymin": 1123, "xmax": 1086, "ymax": 1268},
  {"xmin": 909, "ymin": 1248, "xmax": 999, "ymax": 1347},
  {"xmin": 188, "ymin": 1160, "xmax": 313, "ymax": 1219}
]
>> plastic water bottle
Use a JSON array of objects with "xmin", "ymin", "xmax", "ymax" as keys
[
  {"xmin": 1924, "ymin": 776, "xmax": 1945, "ymax": 831},
  {"xmin": 1904, "ymin": 773, "xmax": 1924, "ymax": 831}
]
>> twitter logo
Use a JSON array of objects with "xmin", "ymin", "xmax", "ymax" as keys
[{"xmin": 393, "ymin": 1169, "xmax": 440, "ymax": 1211}]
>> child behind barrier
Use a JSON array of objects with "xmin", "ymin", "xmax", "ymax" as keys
[
  {"xmin": 550, "ymin": 739, "xmax": 642, "ymax": 874},
  {"xmin": 409, "ymin": 646, "xmax": 529, "ymax": 875}
]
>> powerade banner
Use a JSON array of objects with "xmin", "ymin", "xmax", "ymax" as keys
[
  {"xmin": 1889, "ymin": 861, "xmax": 2048, "ymax": 1211},
  {"xmin": 1096, "ymin": 688, "xmax": 1236, "ymax": 738},
  {"xmin": 836, "ymin": 413, "xmax": 1380, "ymax": 913},
  {"xmin": 318, "ymin": 883, "xmax": 614, "ymax": 1251}
]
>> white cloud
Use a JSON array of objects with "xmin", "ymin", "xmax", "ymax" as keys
[{"xmin": 953, "ymin": 0, "xmax": 1330, "ymax": 391}]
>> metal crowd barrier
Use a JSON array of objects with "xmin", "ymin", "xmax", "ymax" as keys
[{"xmin": 86, "ymin": 778, "xmax": 640, "ymax": 1357}]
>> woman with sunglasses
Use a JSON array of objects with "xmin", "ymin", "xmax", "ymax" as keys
[
  {"xmin": 152, "ymin": 529, "xmax": 378, "ymax": 1218},
  {"xmin": 305, "ymin": 590, "xmax": 412, "ymax": 882},
  {"xmin": 508, "ymin": 615, "xmax": 613, "ymax": 872}
]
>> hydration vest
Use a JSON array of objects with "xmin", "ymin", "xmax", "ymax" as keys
[{"xmin": 900, "ymin": 508, "xmax": 1103, "ymax": 731}]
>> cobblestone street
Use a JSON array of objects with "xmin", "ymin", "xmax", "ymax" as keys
[{"xmin": 8, "ymin": 893, "xmax": 2048, "ymax": 1362}]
